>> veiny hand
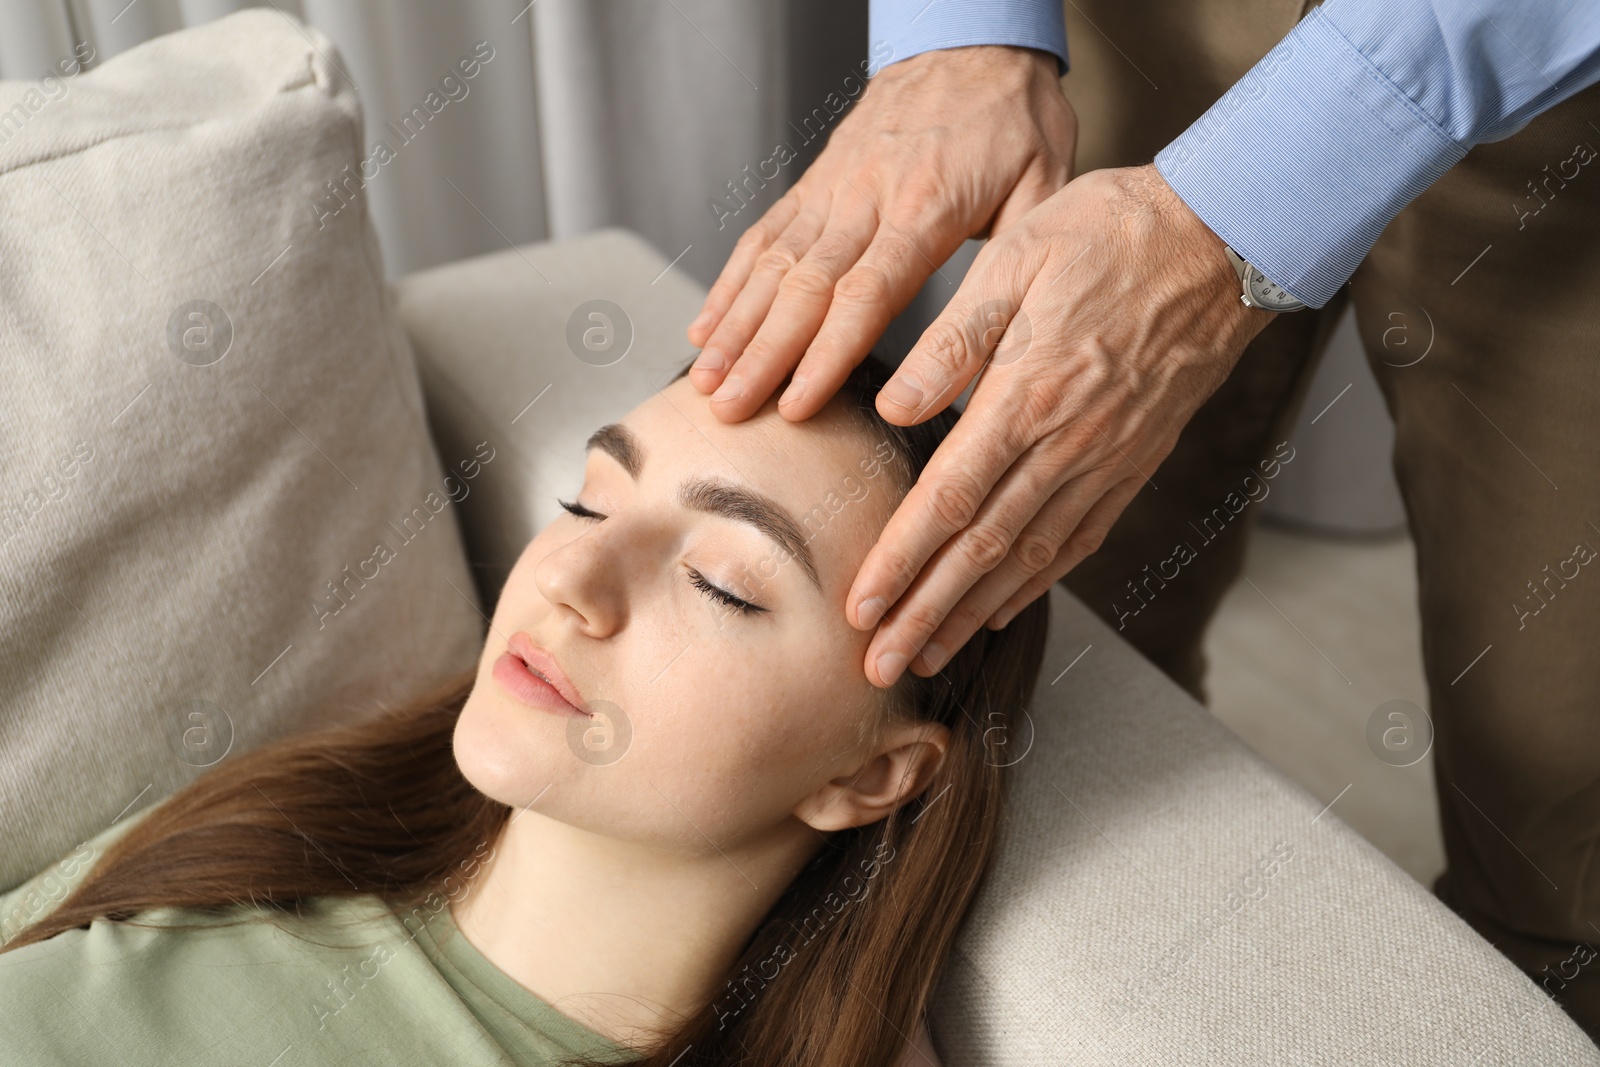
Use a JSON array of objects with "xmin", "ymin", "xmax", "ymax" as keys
[
  {"xmin": 684, "ymin": 44, "xmax": 1075, "ymax": 412},
  {"xmin": 853, "ymin": 165, "xmax": 1275, "ymax": 686}
]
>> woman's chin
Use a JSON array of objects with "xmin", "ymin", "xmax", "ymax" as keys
[{"xmin": 452, "ymin": 690, "xmax": 570, "ymax": 807}]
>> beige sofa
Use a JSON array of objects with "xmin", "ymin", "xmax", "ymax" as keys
[{"xmin": 2, "ymin": 10, "xmax": 1594, "ymax": 1064}]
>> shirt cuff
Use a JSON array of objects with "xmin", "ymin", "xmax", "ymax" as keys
[
  {"xmin": 868, "ymin": 0, "xmax": 1069, "ymax": 75},
  {"xmin": 1153, "ymin": 7, "xmax": 1467, "ymax": 308}
]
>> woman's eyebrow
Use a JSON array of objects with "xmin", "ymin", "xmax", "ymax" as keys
[
  {"xmin": 585, "ymin": 422, "xmax": 822, "ymax": 593},
  {"xmin": 586, "ymin": 422, "xmax": 644, "ymax": 479}
]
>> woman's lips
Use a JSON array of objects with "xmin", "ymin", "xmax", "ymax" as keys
[{"xmin": 492, "ymin": 651, "xmax": 588, "ymax": 717}]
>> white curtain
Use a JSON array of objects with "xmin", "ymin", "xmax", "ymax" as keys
[{"xmin": 0, "ymin": 0, "xmax": 865, "ymax": 287}]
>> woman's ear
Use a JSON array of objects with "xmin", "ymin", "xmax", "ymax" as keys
[{"xmin": 793, "ymin": 721, "xmax": 951, "ymax": 832}]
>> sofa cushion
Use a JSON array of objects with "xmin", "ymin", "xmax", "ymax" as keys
[
  {"xmin": 931, "ymin": 589, "xmax": 1600, "ymax": 1064},
  {"xmin": 395, "ymin": 229, "xmax": 1600, "ymax": 1065},
  {"xmin": 0, "ymin": 10, "xmax": 483, "ymax": 892}
]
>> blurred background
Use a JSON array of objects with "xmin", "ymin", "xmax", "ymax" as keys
[{"xmin": 0, "ymin": 0, "xmax": 1440, "ymax": 886}]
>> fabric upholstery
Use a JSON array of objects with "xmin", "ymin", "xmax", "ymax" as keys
[{"xmin": 0, "ymin": 11, "xmax": 483, "ymax": 892}]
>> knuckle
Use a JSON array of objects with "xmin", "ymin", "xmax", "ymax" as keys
[
  {"xmin": 1011, "ymin": 528, "xmax": 1059, "ymax": 573},
  {"xmin": 881, "ymin": 550, "xmax": 923, "ymax": 596},
  {"xmin": 1016, "ymin": 375, "xmax": 1063, "ymax": 431},
  {"xmin": 896, "ymin": 600, "xmax": 949, "ymax": 644},
  {"xmin": 711, "ymin": 307, "xmax": 758, "ymax": 344},
  {"xmin": 870, "ymin": 231, "xmax": 921, "ymax": 283},
  {"xmin": 735, "ymin": 223, "xmax": 773, "ymax": 254},
  {"xmin": 808, "ymin": 231, "xmax": 860, "ymax": 274},
  {"xmin": 854, "ymin": 151, "xmax": 890, "ymax": 189},
  {"xmin": 928, "ymin": 477, "xmax": 983, "ymax": 532},
  {"xmin": 1071, "ymin": 344, "xmax": 1117, "ymax": 394},
  {"xmin": 780, "ymin": 263, "xmax": 835, "ymax": 302},
  {"xmin": 958, "ymin": 523, "xmax": 1012, "ymax": 573},
  {"xmin": 918, "ymin": 318, "xmax": 976, "ymax": 376},
  {"xmin": 756, "ymin": 244, "xmax": 802, "ymax": 276},
  {"xmin": 898, "ymin": 168, "xmax": 943, "ymax": 208},
  {"xmin": 833, "ymin": 265, "xmax": 889, "ymax": 308},
  {"xmin": 937, "ymin": 604, "xmax": 988, "ymax": 648},
  {"xmin": 739, "ymin": 335, "xmax": 778, "ymax": 366}
]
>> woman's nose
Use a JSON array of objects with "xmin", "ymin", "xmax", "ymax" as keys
[{"xmin": 533, "ymin": 524, "xmax": 626, "ymax": 636}]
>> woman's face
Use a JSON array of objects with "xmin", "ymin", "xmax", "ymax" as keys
[{"xmin": 453, "ymin": 376, "xmax": 930, "ymax": 855}]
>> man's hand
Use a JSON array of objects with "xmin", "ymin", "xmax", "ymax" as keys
[
  {"xmin": 854, "ymin": 165, "xmax": 1275, "ymax": 686},
  {"xmin": 684, "ymin": 45, "xmax": 1075, "ymax": 414}
]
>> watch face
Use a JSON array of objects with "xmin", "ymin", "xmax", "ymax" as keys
[{"xmin": 1245, "ymin": 268, "xmax": 1305, "ymax": 312}]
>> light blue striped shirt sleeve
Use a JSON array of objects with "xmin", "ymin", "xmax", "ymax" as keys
[
  {"xmin": 868, "ymin": 0, "xmax": 1069, "ymax": 74},
  {"xmin": 871, "ymin": 0, "xmax": 1600, "ymax": 310},
  {"xmin": 1155, "ymin": 0, "xmax": 1600, "ymax": 307}
]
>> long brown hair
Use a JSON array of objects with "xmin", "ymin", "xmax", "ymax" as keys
[{"xmin": 5, "ymin": 351, "xmax": 1051, "ymax": 1066}]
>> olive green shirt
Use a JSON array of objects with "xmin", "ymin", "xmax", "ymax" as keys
[{"xmin": 0, "ymin": 806, "xmax": 640, "ymax": 1066}]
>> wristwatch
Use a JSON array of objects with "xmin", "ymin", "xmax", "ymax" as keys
[{"xmin": 1223, "ymin": 245, "xmax": 1306, "ymax": 312}]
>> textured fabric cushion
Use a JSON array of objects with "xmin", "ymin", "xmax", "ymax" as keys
[
  {"xmin": 0, "ymin": 11, "xmax": 482, "ymax": 892},
  {"xmin": 932, "ymin": 593, "xmax": 1600, "ymax": 1064},
  {"xmin": 395, "ymin": 229, "xmax": 1600, "ymax": 1064}
]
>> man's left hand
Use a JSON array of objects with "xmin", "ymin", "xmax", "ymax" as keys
[{"xmin": 853, "ymin": 164, "xmax": 1274, "ymax": 686}]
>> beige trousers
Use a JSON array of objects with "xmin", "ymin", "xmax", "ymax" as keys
[{"xmin": 1054, "ymin": 0, "xmax": 1600, "ymax": 1041}]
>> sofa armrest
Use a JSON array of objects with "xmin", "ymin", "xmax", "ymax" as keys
[{"xmin": 935, "ymin": 582, "xmax": 1597, "ymax": 1063}]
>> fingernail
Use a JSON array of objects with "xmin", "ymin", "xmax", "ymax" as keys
[
  {"xmin": 876, "ymin": 650, "xmax": 909, "ymax": 685},
  {"xmin": 779, "ymin": 374, "xmax": 808, "ymax": 408},
  {"xmin": 689, "ymin": 310, "xmax": 711, "ymax": 333},
  {"xmin": 990, "ymin": 608, "xmax": 1015, "ymax": 630},
  {"xmin": 856, "ymin": 595, "xmax": 887, "ymax": 628},
  {"xmin": 713, "ymin": 375, "xmax": 744, "ymax": 402},
  {"xmin": 695, "ymin": 348, "xmax": 726, "ymax": 373},
  {"xmin": 881, "ymin": 373, "xmax": 923, "ymax": 412},
  {"xmin": 919, "ymin": 639, "xmax": 947, "ymax": 671}
]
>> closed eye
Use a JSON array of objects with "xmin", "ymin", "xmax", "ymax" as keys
[
  {"xmin": 558, "ymin": 498, "xmax": 604, "ymax": 522},
  {"xmin": 556, "ymin": 497, "xmax": 767, "ymax": 616},
  {"xmin": 686, "ymin": 569, "xmax": 764, "ymax": 616}
]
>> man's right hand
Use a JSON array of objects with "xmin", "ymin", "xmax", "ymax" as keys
[{"xmin": 685, "ymin": 44, "xmax": 1077, "ymax": 422}]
